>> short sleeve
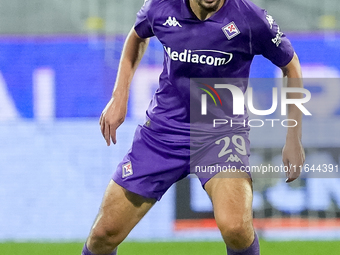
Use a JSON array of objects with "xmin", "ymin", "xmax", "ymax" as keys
[
  {"xmin": 134, "ymin": 0, "xmax": 155, "ymax": 38},
  {"xmin": 251, "ymin": 9, "xmax": 294, "ymax": 67}
]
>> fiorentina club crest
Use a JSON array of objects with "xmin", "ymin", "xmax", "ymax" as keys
[
  {"xmin": 222, "ymin": 21, "xmax": 240, "ymax": 40},
  {"xmin": 122, "ymin": 161, "xmax": 133, "ymax": 178}
]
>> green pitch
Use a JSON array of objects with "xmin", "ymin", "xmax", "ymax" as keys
[{"xmin": 1, "ymin": 240, "xmax": 340, "ymax": 255}]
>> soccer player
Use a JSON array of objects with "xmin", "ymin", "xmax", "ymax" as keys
[{"xmin": 82, "ymin": 0, "xmax": 305, "ymax": 254}]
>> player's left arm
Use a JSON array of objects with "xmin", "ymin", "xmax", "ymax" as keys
[{"xmin": 280, "ymin": 52, "xmax": 305, "ymax": 182}]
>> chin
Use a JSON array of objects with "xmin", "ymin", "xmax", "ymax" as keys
[{"xmin": 199, "ymin": 0, "xmax": 222, "ymax": 12}]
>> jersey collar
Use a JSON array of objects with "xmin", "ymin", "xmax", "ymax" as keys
[{"xmin": 181, "ymin": 0, "xmax": 230, "ymax": 23}]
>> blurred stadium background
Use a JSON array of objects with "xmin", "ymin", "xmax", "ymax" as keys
[{"xmin": 1, "ymin": 0, "xmax": 340, "ymax": 254}]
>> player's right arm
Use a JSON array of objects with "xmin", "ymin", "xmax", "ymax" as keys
[{"xmin": 100, "ymin": 28, "xmax": 149, "ymax": 146}]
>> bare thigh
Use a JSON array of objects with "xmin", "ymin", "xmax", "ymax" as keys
[
  {"xmin": 87, "ymin": 180, "xmax": 156, "ymax": 254},
  {"xmin": 204, "ymin": 171, "xmax": 254, "ymax": 250}
]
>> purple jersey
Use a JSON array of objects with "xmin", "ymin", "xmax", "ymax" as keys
[
  {"xmin": 134, "ymin": 0, "xmax": 294, "ymax": 137},
  {"xmin": 112, "ymin": 0, "xmax": 295, "ymax": 200},
  {"xmin": 135, "ymin": 0, "xmax": 294, "ymax": 134}
]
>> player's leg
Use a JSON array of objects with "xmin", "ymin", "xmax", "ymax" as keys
[
  {"xmin": 82, "ymin": 180, "xmax": 156, "ymax": 255},
  {"xmin": 204, "ymin": 171, "xmax": 259, "ymax": 255},
  {"xmin": 82, "ymin": 124, "xmax": 189, "ymax": 255}
]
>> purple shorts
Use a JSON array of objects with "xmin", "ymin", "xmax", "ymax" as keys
[{"xmin": 113, "ymin": 124, "xmax": 250, "ymax": 201}]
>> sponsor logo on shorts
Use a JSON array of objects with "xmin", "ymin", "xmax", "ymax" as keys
[
  {"xmin": 122, "ymin": 161, "xmax": 133, "ymax": 178},
  {"xmin": 222, "ymin": 21, "xmax": 240, "ymax": 40},
  {"xmin": 164, "ymin": 46, "xmax": 233, "ymax": 66},
  {"xmin": 226, "ymin": 154, "xmax": 244, "ymax": 164}
]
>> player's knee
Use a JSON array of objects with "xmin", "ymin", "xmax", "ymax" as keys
[
  {"xmin": 89, "ymin": 225, "xmax": 125, "ymax": 250},
  {"xmin": 216, "ymin": 215, "xmax": 252, "ymax": 243}
]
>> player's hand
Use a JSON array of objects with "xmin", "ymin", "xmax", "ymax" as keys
[
  {"xmin": 99, "ymin": 96, "xmax": 127, "ymax": 146},
  {"xmin": 282, "ymin": 137, "xmax": 305, "ymax": 183}
]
